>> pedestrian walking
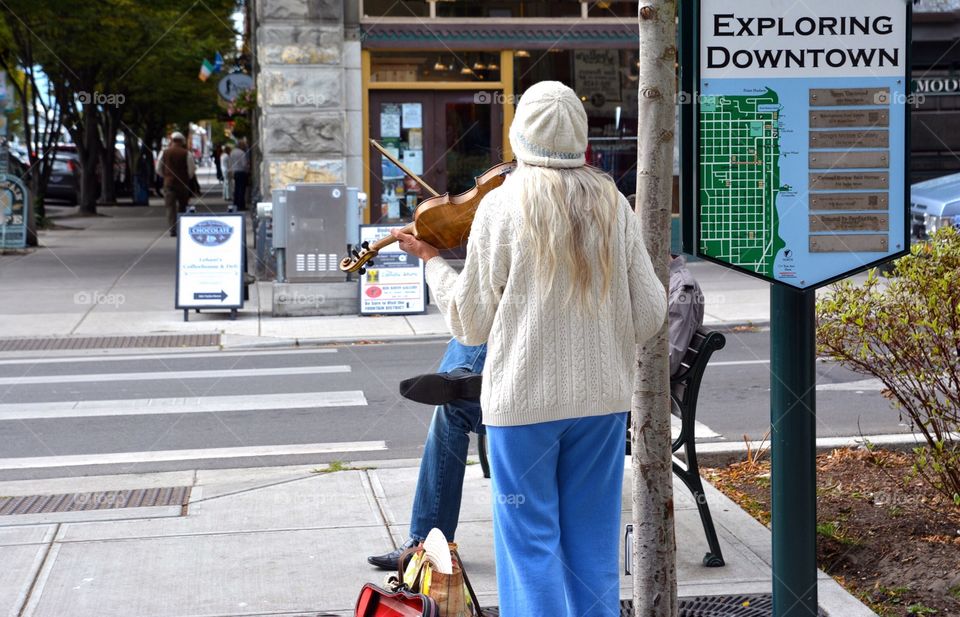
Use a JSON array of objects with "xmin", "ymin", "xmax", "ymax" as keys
[
  {"xmin": 220, "ymin": 144, "xmax": 233, "ymax": 202},
  {"xmin": 155, "ymin": 131, "xmax": 197, "ymax": 237},
  {"xmin": 391, "ymin": 80, "xmax": 666, "ymax": 616},
  {"xmin": 228, "ymin": 138, "xmax": 249, "ymax": 211},
  {"xmin": 213, "ymin": 143, "xmax": 223, "ymax": 183}
]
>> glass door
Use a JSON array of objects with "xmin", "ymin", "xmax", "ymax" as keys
[
  {"xmin": 369, "ymin": 92, "xmax": 440, "ymax": 223},
  {"xmin": 368, "ymin": 90, "xmax": 502, "ymax": 224},
  {"xmin": 433, "ymin": 91, "xmax": 503, "ymax": 195}
]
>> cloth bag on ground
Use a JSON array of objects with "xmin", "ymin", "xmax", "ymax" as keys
[{"xmin": 395, "ymin": 529, "xmax": 482, "ymax": 617}]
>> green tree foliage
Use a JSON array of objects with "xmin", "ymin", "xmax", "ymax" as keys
[
  {"xmin": 817, "ymin": 227, "xmax": 960, "ymax": 506},
  {"xmin": 0, "ymin": 0, "xmax": 237, "ymax": 212}
]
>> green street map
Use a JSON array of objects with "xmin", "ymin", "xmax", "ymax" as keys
[{"xmin": 698, "ymin": 88, "xmax": 787, "ymax": 279}]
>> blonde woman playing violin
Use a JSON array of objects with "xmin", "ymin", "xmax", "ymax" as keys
[{"xmin": 392, "ymin": 80, "xmax": 666, "ymax": 617}]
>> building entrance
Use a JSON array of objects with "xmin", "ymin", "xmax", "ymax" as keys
[{"xmin": 368, "ymin": 90, "xmax": 503, "ymax": 224}]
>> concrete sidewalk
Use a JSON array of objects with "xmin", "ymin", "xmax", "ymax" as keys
[
  {"xmin": 0, "ymin": 458, "xmax": 875, "ymax": 616},
  {"xmin": 0, "ymin": 181, "xmax": 774, "ymax": 347}
]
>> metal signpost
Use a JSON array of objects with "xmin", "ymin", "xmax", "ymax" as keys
[
  {"xmin": 175, "ymin": 214, "xmax": 246, "ymax": 321},
  {"xmin": 680, "ymin": 1, "xmax": 910, "ymax": 614}
]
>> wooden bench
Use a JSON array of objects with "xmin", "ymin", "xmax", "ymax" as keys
[{"xmin": 477, "ymin": 327, "xmax": 727, "ymax": 567}]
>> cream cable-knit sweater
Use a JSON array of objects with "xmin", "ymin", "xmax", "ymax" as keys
[{"xmin": 424, "ymin": 186, "xmax": 667, "ymax": 427}]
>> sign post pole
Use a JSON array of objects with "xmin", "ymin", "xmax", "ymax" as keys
[
  {"xmin": 770, "ymin": 285, "xmax": 818, "ymax": 616},
  {"xmin": 683, "ymin": 1, "xmax": 910, "ymax": 615}
]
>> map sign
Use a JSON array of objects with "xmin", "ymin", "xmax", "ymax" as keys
[{"xmin": 694, "ymin": 0, "xmax": 910, "ymax": 288}]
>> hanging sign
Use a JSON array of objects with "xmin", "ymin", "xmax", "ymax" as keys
[
  {"xmin": 359, "ymin": 224, "xmax": 426, "ymax": 315},
  {"xmin": 687, "ymin": 0, "xmax": 910, "ymax": 289},
  {"xmin": 176, "ymin": 214, "xmax": 245, "ymax": 310},
  {"xmin": 218, "ymin": 73, "xmax": 254, "ymax": 103},
  {"xmin": 574, "ymin": 49, "xmax": 621, "ymax": 106}
]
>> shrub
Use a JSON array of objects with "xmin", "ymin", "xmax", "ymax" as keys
[{"xmin": 816, "ymin": 226, "xmax": 960, "ymax": 505}]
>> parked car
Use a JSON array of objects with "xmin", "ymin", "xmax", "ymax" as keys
[
  {"xmin": 910, "ymin": 172, "xmax": 960, "ymax": 239},
  {"xmin": 46, "ymin": 148, "xmax": 82, "ymax": 205}
]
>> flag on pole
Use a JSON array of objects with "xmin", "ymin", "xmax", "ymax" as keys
[
  {"xmin": 199, "ymin": 58, "xmax": 215, "ymax": 82},
  {"xmin": 213, "ymin": 51, "xmax": 224, "ymax": 73}
]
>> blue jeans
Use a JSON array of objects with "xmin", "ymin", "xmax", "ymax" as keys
[
  {"xmin": 409, "ymin": 339, "xmax": 487, "ymax": 542},
  {"xmin": 487, "ymin": 413, "xmax": 628, "ymax": 617}
]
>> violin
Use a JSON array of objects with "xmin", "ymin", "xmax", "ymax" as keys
[{"xmin": 339, "ymin": 150, "xmax": 515, "ymax": 274}]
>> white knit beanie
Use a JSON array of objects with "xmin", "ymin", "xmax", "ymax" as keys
[{"xmin": 509, "ymin": 81, "xmax": 588, "ymax": 169}]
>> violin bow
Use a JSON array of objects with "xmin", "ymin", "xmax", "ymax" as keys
[{"xmin": 369, "ymin": 138, "xmax": 440, "ymax": 197}]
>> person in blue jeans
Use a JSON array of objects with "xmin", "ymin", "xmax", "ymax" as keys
[
  {"xmin": 368, "ymin": 254, "xmax": 704, "ymax": 572},
  {"xmin": 368, "ymin": 253, "xmax": 703, "ymax": 574},
  {"xmin": 367, "ymin": 338, "xmax": 486, "ymax": 569}
]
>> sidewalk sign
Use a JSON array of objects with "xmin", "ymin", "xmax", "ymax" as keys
[
  {"xmin": 175, "ymin": 213, "xmax": 245, "ymax": 320},
  {"xmin": 0, "ymin": 174, "xmax": 29, "ymax": 249},
  {"xmin": 358, "ymin": 224, "xmax": 426, "ymax": 315},
  {"xmin": 678, "ymin": 2, "xmax": 910, "ymax": 616}
]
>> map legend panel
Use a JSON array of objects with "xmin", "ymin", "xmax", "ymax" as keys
[{"xmin": 694, "ymin": 0, "xmax": 909, "ymax": 288}]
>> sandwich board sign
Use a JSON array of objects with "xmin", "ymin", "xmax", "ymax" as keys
[
  {"xmin": 684, "ymin": 0, "xmax": 910, "ymax": 289},
  {"xmin": 0, "ymin": 174, "xmax": 28, "ymax": 249},
  {"xmin": 358, "ymin": 224, "xmax": 426, "ymax": 315},
  {"xmin": 176, "ymin": 214, "xmax": 245, "ymax": 320}
]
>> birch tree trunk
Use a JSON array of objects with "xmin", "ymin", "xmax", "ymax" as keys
[{"xmin": 632, "ymin": 1, "xmax": 678, "ymax": 616}]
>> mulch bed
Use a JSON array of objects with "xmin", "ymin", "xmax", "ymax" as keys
[{"xmin": 705, "ymin": 448, "xmax": 960, "ymax": 617}]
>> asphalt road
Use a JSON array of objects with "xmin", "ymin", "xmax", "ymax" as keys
[{"xmin": 0, "ymin": 332, "xmax": 909, "ymax": 481}]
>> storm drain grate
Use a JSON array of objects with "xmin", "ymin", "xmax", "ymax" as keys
[
  {"xmin": 0, "ymin": 333, "xmax": 220, "ymax": 352},
  {"xmin": 0, "ymin": 486, "xmax": 191, "ymax": 515},
  {"xmin": 480, "ymin": 595, "xmax": 825, "ymax": 616}
]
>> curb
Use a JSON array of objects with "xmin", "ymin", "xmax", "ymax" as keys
[
  {"xmin": 692, "ymin": 432, "xmax": 936, "ymax": 468},
  {"xmin": 221, "ymin": 322, "xmax": 772, "ymax": 350},
  {"xmin": 220, "ymin": 333, "xmax": 455, "ymax": 350}
]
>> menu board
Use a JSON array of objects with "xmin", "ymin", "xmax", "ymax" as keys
[{"xmin": 176, "ymin": 214, "xmax": 245, "ymax": 309}]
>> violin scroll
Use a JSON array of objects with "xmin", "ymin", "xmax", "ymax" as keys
[{"xmin": 339, "ymin": 241, "xmax": 378, "ymax": 274}]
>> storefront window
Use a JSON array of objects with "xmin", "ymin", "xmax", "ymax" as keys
[
  {"xmin": 362, "ymin": 0, "xmax": 638, "ymax": 18},
  {"xmin": 435, "ymin": 1, "xmax": 581, "ymax": 18},
  {"xmin": 371, "ymin": 51, "xmax": 501, "ymax": 82},
  {"xmin": 514, "ymin": 48, "xmax": 640, "ymax": 195},
  {"xmin": 587, "ymin": 1, "xmax": 640, "ymax": 18},
  {"xmin": 362, "ymin": 0, "xmax": 429, "ymax": 17}
]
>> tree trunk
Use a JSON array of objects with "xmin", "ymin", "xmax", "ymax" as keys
[
  {"xmin": 78, "ymin": 102, "xmax": 101, "ymax": 215},
  {"xmin": 632, "ymin": 2, "xmax": 678, "ymax": 617},
  {"xmin": 98, "ymin": 105, "xmax": 121, "ymax": 204},
  {"xmin": 99, "ymin": 140, "xmax": 117, "ymax": 204}
]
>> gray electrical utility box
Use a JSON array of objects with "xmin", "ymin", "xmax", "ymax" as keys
[{"xmin": 283, "ymin": 183, "xmax": 348, "ymax": 283}]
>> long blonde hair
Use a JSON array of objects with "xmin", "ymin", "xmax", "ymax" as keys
[{"xmin": 512, "ymin": 163, "xmax": 618, "ymax": 309}]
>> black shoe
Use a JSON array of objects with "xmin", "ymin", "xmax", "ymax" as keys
[
  {"xmin": 399, "ymin": 368, "xmax": 482, "ymax": 405},
  {"xmin": 368, "ymin": 537, "xmax": 418, "ymax": 571}
]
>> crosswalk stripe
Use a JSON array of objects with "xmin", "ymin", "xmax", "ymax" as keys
[
  {"xmin": 711, "ymin": 359, "xmax": 770, "ymax": 366},
  {"xmin": 0, "ymin": 441, "xmax": 388, "ymax": 470},
  {"xmin": 670, "ymin": 414, "xmax": 721, "ymax": 439},
  {"xmin": 0, "ymin": 365, "xmax": 351, "ymax": 386},
  {"xmin": 816, "ymin": 378, "xmax": 885, "ymax": 391},
  {"xmin": 0, "ymin": 347, "xmax": 338, "ymax": 366},
  {"xmin": 0, "ymin": 391, "xmax": 367, "ymax": 421}
]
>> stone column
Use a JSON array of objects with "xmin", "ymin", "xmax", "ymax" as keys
[{"xmin": 254, "ymin": 0, "xmax": 354, "ymax": 192}]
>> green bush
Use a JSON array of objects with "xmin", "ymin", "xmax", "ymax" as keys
[{"xmin": 816, "ymin": 226, "xmax": 960, "ymax": 506}]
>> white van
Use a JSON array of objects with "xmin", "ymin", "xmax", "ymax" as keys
[{"xmin": 911, "ymin": 172, "xmax": 960, "ymax": 239}]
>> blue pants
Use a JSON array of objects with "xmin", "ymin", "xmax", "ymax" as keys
[
  {"xmin": 409, "ymin": 339, "xmax": 486, "ymax": 541},
  {"xmin": 487, "ymin": 413, "xmax": 628, "ymax": 617}
]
